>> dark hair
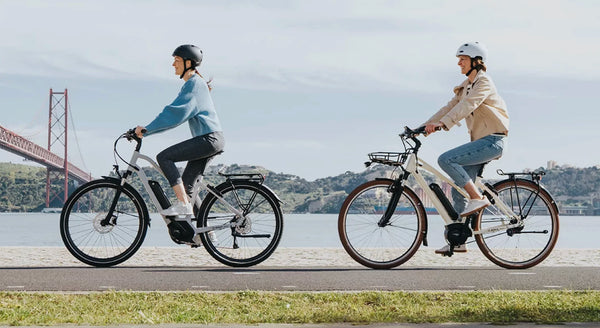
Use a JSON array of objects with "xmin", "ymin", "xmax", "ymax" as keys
[
  {"xmin": 472, "ymin": 57, "xmax": 487, "ymax": 72},
  {"xmin": 195, "ymin": 69, "xmax": 213, "ymax": 91}
]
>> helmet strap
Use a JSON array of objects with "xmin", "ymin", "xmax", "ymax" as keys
[
  {"xmin": 465, "ymin": 67, "xmax": 477, "ymax": 77},
  {"xmin": 465, "ymin": 58, "xmax": 479, "ymax": 77},
  {"xmin": 179, "ymin": 60, "xmax": 187, "ymax": 79},
  {"xmin": 179, "ymin": 60, "xmax": 197, "ymax": 79}
]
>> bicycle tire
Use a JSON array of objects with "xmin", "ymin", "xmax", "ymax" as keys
[
  {"xmin": 474, "ymin": 179, "xmax": 559, "ymax": 269},
  {"xmin": 338, "ymin": 179, "xmax": 426, "ymax": 269},
  {"xmin": 60, "ymin": 179, "xmax": 149, "ymax": 267},
  {"xmin": 198, "ymin": 180, "xmax": 283, "ymax": 267}
]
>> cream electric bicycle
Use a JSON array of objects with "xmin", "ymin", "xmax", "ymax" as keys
[
  {"xmin": 60, "ymin": 129, "xmax": 283, "ymax": 267},
  {"xmin": 338, "ymin": 126, "xmax": 559, "ymax": 269}
]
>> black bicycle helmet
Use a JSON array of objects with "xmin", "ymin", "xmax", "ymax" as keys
[{"xmin": 172, "ymin": 44, "xmax": 203, "ymax": 79}]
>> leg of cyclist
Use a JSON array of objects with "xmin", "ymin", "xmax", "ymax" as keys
[
  {"xmin": 451, "ymin": 164, "xmax": 484, "ymax": 214},
  {"xmin": 435, "ymin": 135, "xmax": 504, "ymax": 254},
  {"xmin": 157, "ymin": 132, "xmax": 225, "ymax": 216},
  {"xmin": 181, "ymin": 131, "xmax": 225, "ymax": 195},
  {"xmin": 438, "ymin": 135, "xmax": 504, "ymax": 216}
]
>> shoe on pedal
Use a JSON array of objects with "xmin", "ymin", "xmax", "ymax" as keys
[
  {"xmin": 460, "ymin": 198, "xmax": 490, "ymax": 217},
  {"xmin": 207, "ymin": 230, "xmax": 217, "ymax": 244},
  {"xmin": 161, "ymin": 201, "xmax": 193, "ymax": 216},
  {"xmin": 435, "ymin": 244, "xmax": 468, "ymax": 255}
]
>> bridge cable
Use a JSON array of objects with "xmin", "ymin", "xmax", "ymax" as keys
[{"xmin": 66, "ymin": 100, "xmax": 90, "ymax": 173}]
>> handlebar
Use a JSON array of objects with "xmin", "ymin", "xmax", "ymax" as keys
[
  {"xmin": 116, "ymin": 128, "xmax": 146, "ymax": 156},
  {"xmin": 399, "ymin": 126, "xmax": 426, "ymax": 138},
  {"xmin": 124, "ymin": 128, "xmax": 146, "ymax": 141},
  {"xmin": 112, "ymin": 128, "xmax": 148, "ymax": 176},
  {"xmin": 399, "ymin": 125, "xmax": 442, "ymax": 138}
]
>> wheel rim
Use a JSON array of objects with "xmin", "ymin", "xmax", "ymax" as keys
[
  {"xmin": 340, "ymin": 182, "xmax": 423, "ymax": 267},
  {"xmin": 61, "ymin": 183, "xmax": 146, "ymax": 265},
  {"xmin": 476, "ymin": 181, "xmax": 558, "ymax": 268},
  {"xmin": 201, "ymin": 183, "xmax": 282, "ymax": 266}
]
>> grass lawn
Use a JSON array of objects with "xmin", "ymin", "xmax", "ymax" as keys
[{"xmin": 1, "ymin": 290, "xmax": 599, "ymax": 325}]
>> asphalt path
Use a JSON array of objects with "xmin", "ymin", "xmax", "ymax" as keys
[{"xmin": 0, "ymin": 266, "xmax": 598, "ymax": 292}]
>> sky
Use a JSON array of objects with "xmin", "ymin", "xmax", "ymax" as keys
[{"xmin": 0, "ymin": 0, "xmax": 599, "ymax": 181}]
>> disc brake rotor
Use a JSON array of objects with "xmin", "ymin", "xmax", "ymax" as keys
[
  {"xmin": 234, "ymin": 215, "xmax": 252, "ymax": 234},
  {"xmin": 93, "ymin": 213, "xmax": 115, "ymax": 234}
]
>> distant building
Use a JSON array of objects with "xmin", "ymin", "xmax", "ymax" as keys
[{"xmin": 547, "ymin": 160, "xmax": 557, "ymax": 170}]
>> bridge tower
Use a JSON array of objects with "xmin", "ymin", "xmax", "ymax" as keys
[{"xmin": 46, "ymin": 89, "xmax": 69, "ymax": 208}]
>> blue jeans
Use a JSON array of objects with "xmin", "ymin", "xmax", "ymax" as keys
[{"xmin": 437, "ymin": 134, "xmax": 505, "ymax": 213}]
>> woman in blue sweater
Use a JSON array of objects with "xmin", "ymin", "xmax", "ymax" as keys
[{"xmin": 135, "ymin": 45, "xmax": 224, "ymax": 216}]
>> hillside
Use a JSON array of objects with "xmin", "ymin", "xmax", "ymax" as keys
[{"xmin": 0, "ymin": 162, "xmax": 599, "ymax": 213}]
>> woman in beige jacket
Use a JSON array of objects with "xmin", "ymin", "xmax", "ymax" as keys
[{"xmin": 423, "ymin": 42, "xmax": 509, "ymax": 254}]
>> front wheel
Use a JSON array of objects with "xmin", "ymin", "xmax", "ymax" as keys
[
  {"xmin": 198, "ymin": 180, "xmax": 283, "ymax": 267},
  {"xmin": 475, "ymin": 179, "xmax": 559, "ymax": 269},
  {"xmin": 60, "ymin": 179, "xmax": 149, "ymax": 267},
  {"xmin": 338, "ymin": 179, "xmax": 426, "ymax": 269}
]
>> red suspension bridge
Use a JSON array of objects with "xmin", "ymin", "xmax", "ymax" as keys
[{"xmin": 0, "ymin": 89, "xmax": 92, "ymax": 208}]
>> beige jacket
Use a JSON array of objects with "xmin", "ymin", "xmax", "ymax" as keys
[{"xmin": 424, "ymin": 70, "xmax": 509, "ymax": 141}]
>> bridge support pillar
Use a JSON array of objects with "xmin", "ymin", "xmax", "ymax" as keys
[{"xmin": 46, "ymin": 89, "xmax": 69, "ymax": 208}]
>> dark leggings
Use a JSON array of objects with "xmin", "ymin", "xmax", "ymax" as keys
[{"xmin": 156, "ymin": 131, "xmax": 225, "ymax": 194}]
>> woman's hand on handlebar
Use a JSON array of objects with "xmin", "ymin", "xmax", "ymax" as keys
[
  {"xmin": 134, "ymin": 126, "xmax": 146, "ymax": 139},
  {"xmin": 424, "ymin": 122, "xmax": 444, "ymax": 135}
]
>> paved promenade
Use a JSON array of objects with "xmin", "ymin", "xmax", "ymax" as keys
[{"xmin": 0, "ymin": 247, "xmax": 598, "ymax": 267}]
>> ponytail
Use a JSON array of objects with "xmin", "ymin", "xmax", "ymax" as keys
[
  {"xmin": 472, "ymin": 57, "xmax": 487, "ymax": 72},
  {"xmin": 195, "ymin": 69, "xmax": 213, "ymax": 91}
]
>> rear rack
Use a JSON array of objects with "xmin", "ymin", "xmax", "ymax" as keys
[
  {"xmin": 219, "ymin": 172, "xmax": 265, "ymax": 183},
  {"xmin": 497, "ymin": 169, "xmax": 545, "ymax": 182}
]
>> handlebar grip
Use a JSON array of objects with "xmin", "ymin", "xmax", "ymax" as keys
[{"xmin": 400, "ymin": 125, "xmax": 441, "ymax": 138}]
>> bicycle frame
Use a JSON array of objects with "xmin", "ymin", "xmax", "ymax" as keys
[
  {"xmin": 121, "ymin": 145, "xmax": 247, "ymax": 236},
  {"xmin": 403, "ymin": 152, "xmax": 522, "ymax": 236}
]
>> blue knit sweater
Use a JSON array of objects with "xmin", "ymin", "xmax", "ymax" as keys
[{"xmin": 144, "ymin": 75, "xmax": 222, "ymax": 137}]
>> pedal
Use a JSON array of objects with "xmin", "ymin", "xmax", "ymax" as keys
[
  {"xmin": 191, "ymin": 234, "xmax": 203, "ymax": 247},
  {"xmin": 443, "ymin": 246, "xmax": 454, "ymax": 257}
]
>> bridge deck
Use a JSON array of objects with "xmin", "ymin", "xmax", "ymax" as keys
[{"xmin": 0, "ymin": 124, "xmax": 92, "ymax": 183}]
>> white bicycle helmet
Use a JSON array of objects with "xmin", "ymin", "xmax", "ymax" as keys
[{"xmin": 456, "ymin": 42, "xmax": 487, "ymax": 62}]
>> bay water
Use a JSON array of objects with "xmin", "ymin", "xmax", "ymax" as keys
[{"xmin": 1, "ymin": 213, "xmax": 599, "ymax": 249}]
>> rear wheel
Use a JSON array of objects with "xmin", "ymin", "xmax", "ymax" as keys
[
  {"xmin": 475, "ymin": 179, "xmax": 559, "ymax": 269},
  {"xmin": 338, "ymin": 180, "xmax": 426, "ymax": 269},
  {"xmin": 198, "ymin": 180, "xmax": 283, "ymax": 267}
]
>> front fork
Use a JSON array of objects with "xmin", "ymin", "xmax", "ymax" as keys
[
  {"xmin": 378, "ymin": 178, "xmax": 405, "ymax": 227},
  {"xmin": 100, "ymin": 169, "xmax": 131, "ymax": 227},
  {"xmin": 100, "ymin": 188, "xmax": 122, "ymax": 227}
]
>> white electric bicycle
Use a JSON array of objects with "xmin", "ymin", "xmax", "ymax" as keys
[
  {"xmin": 338, "ymin": 126, "xmax": 559, "ymax": 269},
  {"xmin": 60, "ymin": 129, "xmax": 284, "ymax": 267}
]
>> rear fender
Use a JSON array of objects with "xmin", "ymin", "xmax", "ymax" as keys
[{"xmin": 492, "ymin": 178, "xmax": 559, "ymax": 216}]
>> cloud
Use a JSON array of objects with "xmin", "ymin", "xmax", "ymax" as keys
[{"xmin": 1, "ymin": 0, "xmax": 599, "ymax": 93}]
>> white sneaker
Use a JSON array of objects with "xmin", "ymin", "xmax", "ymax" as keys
[
  {"xmin": 161, "ymin": 201, "xmax": 193, "ymax": 216},
  {"xmin": 435, "ymin": 244, "xmax": 468, "ymax": 255},
  {"xmin": 207, "ymin": 231, "xmax": 217, "ymax": 244},
  {"xmin": 460, "ymin": 198, "xmax": 490, "ymax": 217}
]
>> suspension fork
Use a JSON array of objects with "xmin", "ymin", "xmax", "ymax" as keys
[
  {"xmin": 377, "ymin": 174, "xmax": 408, "ymax": 227},
  {"xmin": 100, "ymin": 171, "xmax": 131, "ymax": 226}
]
